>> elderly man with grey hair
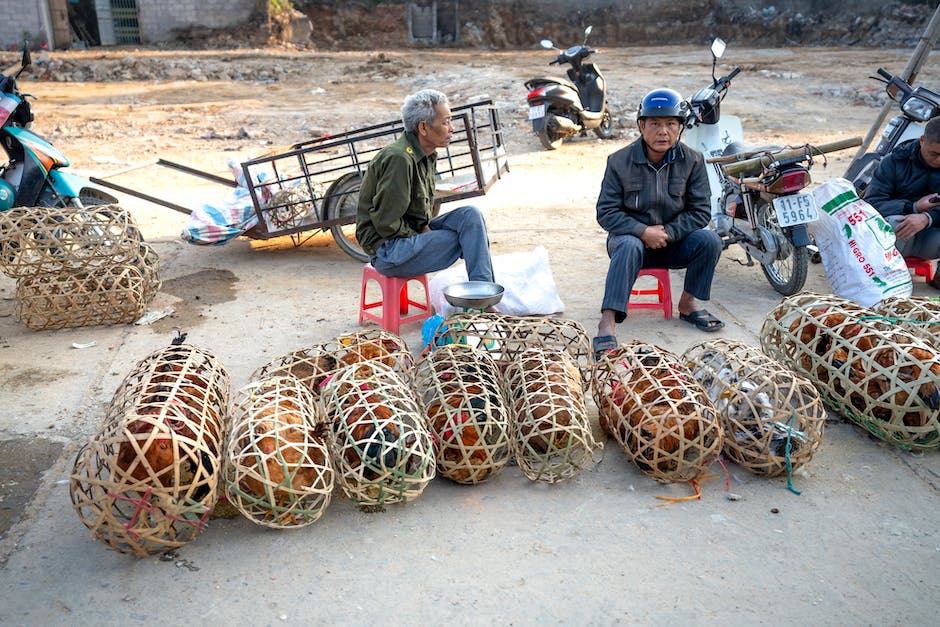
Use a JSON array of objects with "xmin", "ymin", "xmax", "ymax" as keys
[{"xmin": 356, "ymin": 89, "xmax": 494, "ymax": 283}]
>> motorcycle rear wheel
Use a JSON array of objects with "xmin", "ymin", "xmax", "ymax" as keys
[
  {"xmin": 593, "ymin": 109, "xmax": 614, "ymax": 139},
  {"xmin": 537, "ymin": 116, "xmax": 565, "ymax": 150},
  {"xmin": 755, "ymin": 201, "xmax": 808, "ymax": 296},
  {"xmin": 324, "ymin": 173, "xmax": 370, "ymax": 262}
]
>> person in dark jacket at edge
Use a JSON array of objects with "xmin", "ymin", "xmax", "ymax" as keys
[
  {"xmin": 865, "ymin": 116, "xmax": 940, "ymax": 290},
  {"xmin": 355, "ymin": 89, "xmax": 495, "ymax": 288},
  {"xmin": 592, "ymin": 88, "xmax": 724, "ymax": 360}
]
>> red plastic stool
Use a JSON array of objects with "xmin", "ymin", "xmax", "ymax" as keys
[
  {"xmin": 628, "ymin": 268, "xmax": 673, "ymax": 319},
  {"xmin": 359, "ymin": 264, "xmax": 432, "ymax": 335},
  {"xmin": 904, "ymin": 256, "xmax": 935, "ymax": 283}
]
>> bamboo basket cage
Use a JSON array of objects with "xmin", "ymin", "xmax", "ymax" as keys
[
  {"xmin": 682, "ymin": 338, "xmax": 826, "ymax": 476},
  {"xmin": 760, "ymin": 293, "xmax": 940, "ymax": 450},
  {"xmin": 504, "ymin": 347, "xmax": 601, "ymax": 483},
  {"xmin": 225, "ymin": 376, "xmax": 334, "ymax": 528},
  {"xmin": 0, "ymin": 205, "xmax": 144, "ymax": 277},
  {"xmin": 15, "ymin": 262, "xmax": 148, "ymax": 330},
  {"xmin": 430, "ymin": 312, "xmax": 593, "ymax": 388},
  {"xmin": 592, "ymin": 341, "xmax": 723, "ymax": 483},
  {"xmin": 412, "ymin": 343, "xmax": 512, "ymax": 484},
  {"xmin": 320, "ymin": 360, "xmax": 435, "ymax": 505},
  {"xmin": 70, "ymin": 342, "xmax": 229, "ymax": 556},
  {"xmin": 872, "ymin": 296, "xmax": 940, "ymax": 349},
  {"xmin": 252, "ymin": 329, "xmax": 414, "ymax": 400}
]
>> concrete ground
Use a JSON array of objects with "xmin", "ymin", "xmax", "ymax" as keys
[{"xmin": 1, "ymin": 131, "xmax": 939, "ymax": 625}]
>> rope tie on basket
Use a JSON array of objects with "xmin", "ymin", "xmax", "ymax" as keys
[
  {"xmin": 107, "ymin": 486, "xmax": 154, "ymax": 539},
  {"xmin": 654, "ymin": 455, "xmax": 729, "ymax": 506},
  {"xmin": 858, "ymin": 315, "xmax": 940, "ymax": 326},
  {"xmin": 782, "ymin": 412, "xmax": 801, "ymax": 496}
]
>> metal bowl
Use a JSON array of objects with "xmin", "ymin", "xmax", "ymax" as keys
[{"xmin": 442, "ymin": 281, "xmax": 505, "ymax": 309}]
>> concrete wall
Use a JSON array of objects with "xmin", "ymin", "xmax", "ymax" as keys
[
  {"xmin": 0, "ymin": 0, "xmax": 48, "ymax": 50},
  {"xmin": 136, "ymin": 0, "xmax": 256, "ymax": 43}
]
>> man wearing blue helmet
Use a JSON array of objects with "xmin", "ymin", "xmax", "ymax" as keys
[{"xmin": 592, "ymin": 88, "xmax": 723, "ymax": 358}]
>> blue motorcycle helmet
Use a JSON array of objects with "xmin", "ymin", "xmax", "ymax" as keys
[{"xmin": 636, "ymin": 88, "xmax": 688, "ymax": 121}]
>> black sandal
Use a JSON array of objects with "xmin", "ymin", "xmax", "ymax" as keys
[
  {"xmin": 592, "ymin": 335, "xmax": 618, "ymax": 360},
  {"xmin": 678, "ymin": 309, "xmax": 724, "ymax": 332}
]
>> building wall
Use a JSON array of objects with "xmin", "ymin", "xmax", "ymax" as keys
[
  {"xmin": 136, "ymin": 0, "xmax": 257, "ymax": 43},
  {"xmin": 0, "ymin": 1, "xmax": 47, "ymax": 50}
]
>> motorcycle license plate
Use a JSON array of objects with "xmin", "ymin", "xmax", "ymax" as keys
[
  {"xmin": 528, "ymin": 104, "xmax": 546, "ymax": 120},
  {"xmin": 773, "ymin": 193, "xmax": 818, "ymax": 227}
]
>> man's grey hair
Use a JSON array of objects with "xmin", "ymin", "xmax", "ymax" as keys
[{"xmin": 402, "ymin": 89, "xmax": 449, "ymax": 134}]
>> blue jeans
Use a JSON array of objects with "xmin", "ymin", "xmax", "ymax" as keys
[
  {"xmin": 371, "ymin": 205, "xmax": 494, "ymax": 282},
  {"xmin": 602, "ymin": 228, "xmax": 722, "ymax": 323},
  {"xmin": 886, "ymin": 215, "xmax": 940, "ymax": 260}
]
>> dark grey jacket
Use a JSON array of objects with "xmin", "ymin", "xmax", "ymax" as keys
[
  {"xmin": 595, "ymin": 138, "xmax": 712, "ymax": 242},
  {"xmin": 865, "ymin": 138, "xmax": 940, "ymax": 227}
]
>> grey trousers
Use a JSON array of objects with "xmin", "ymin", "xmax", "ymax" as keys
[
  {"xmin": 371, "ymin": 205, "xmax": 495, "ymax": 282},
  {"xmin": 602, "ymin": 228, "xmax": 723, "ymax": 323},
  {"xmin": 886, "ymin": 215, "xmax": 940, "ymax": 260}
]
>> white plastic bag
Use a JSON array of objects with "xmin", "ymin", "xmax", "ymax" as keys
[
  {"xmin": 429, "ymin": 246, "xmax": 565, "ymax": 316},
  {"xmin": 808, "ymin": 178, "xmax": 911, "ymax": 307}
]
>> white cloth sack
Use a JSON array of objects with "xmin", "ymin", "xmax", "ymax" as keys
[
  {"xmin": 808, "ymin": 177, "xmax": 912, "ymax": 307},
  {"xmin": 429, "ymin": 246, "xmax": 565, "ymax": 316}
]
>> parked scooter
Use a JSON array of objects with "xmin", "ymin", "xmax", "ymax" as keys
[
  {"xmin": 524, "ymin": 25, "xmax": 613, "ymax": 150},
  {"xmin": 708, "ymin": 138, "xmax": 862, "ymax": 295},
  {"xmin": 0, "ymin": 44, "xmax": 117, "ymax": 211},
  {"xmin": 845, "ymin": 68, "xmax": 940, "ymax": 195},
  {"xmin": 683, "ymin": 38, "xmax": 862, "ymax": 295}
]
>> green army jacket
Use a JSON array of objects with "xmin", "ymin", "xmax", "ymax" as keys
[{"xmin": 355, "ymin": 131, "xmax": 436, "ymax": 256}]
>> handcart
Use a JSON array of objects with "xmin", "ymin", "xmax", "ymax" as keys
[{"xmin": 91, "ymin": 99, "xmax": 509, "ymax": 261}]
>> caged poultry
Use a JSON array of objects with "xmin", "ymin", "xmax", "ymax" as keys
[
  {"xmin": 504, "ymin": 347, "xmax": 600, "ymax": 484},
  {"xmin": 69, "ymin": 336, "xmax": 230, "ymax": 557},
  {"xmin": 320, "ymin": 360, "xmax": 435, "ymax": 505},
  {"xmin": 225, "ymin": 376, "xmax": 334, "ymax": 528},
  {"xmin": 761, "ymin": 293, "xmax": 940, "ymax": 450},
  {"xmin": 682, "ymin": 339, "xmax": 826, "ymax": 477},
  {"xmin": 592, "ymin": 341, "xmax": 723, "ymax": 483},
  {"xmin": 413, "ymin": 344, "xmax": 512, "ymax": 484}
]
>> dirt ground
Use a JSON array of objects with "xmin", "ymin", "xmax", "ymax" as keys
[{"xmin": 1, "ymin": 44, "xmax": 939, "ymax": 624}]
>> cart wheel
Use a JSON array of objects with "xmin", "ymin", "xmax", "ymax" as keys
[{"xmin": 325, "ymin": 173, "xmax": 369, "ymax": 262}]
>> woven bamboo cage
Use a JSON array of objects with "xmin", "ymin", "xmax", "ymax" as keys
[
  {"xmin": 873, "ymin": 296, "xmax": 940, "ymax": 349},
  {"xmin": 320, "ymin": 360, "xmax": 435, "ymax": 505},
  {"xmin": 504, "ymin": 347, "xmax": 601, "ymax": 483},
  {"xmin": 264, "ymin": 186, "xmax": 318, "ymax": 229},
  {"xmin": 412, "ymin": 344, "xmax": 511, "ymax": 484},
  {"xmin": 592, "ymin": 341, "xmax": 723, "ymax": 483},
  {"xmin": 15, "ymin": 262, "xmax": 148, "ymax": 330},
  {"xmin": 430, "ymin": 312, "xmax": 593, "ymax": 387},
  {"xmin": 0, "ymin": 205, "xmax": 144, "ymax": 277},
  {"xmin": 225, "ymin": 376, "xmax": 334, "ymax": 528},
  {"xmin": 70, "ymin": 342, "xmax": 229, "ymax": 556},
  {"xmin": 682, "ymin": 339, "xmax": 826, "ymax": 476},
  {"xmin": 253, "ymin": 329, "xmax": 414, "ymax": 400},
  {"xmin": 133, "ymin": 241, "xmax": 162, "ymax": 304},
  {"xmin": 760, "ymin": 293, "xmax": 940, "ymax": 450}
]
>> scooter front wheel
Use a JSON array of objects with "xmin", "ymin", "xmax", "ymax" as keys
[
  {"xmin": 537, "ymin": 117, "xmax": 565, "ymax": 150},
  {"xmin": 755, "ymin": 201, "xmax": 808, "ymax": 295}
]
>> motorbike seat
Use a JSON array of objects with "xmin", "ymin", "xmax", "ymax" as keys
[{"xmin": 525, "ymin": 76, "xmax": 577, "ymax": 91}]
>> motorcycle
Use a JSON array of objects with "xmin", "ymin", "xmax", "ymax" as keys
[
  {"xmin": 524, "ymin": 25, "xmax": 613, "ymax": 150},
  {"xmin": 1, "ymin": 44, "xmax": 118, "ymax": 211},
  {"xmin": 845, "ymin": 68, "xmax": 940, "ymax": 196},
  {"xmin": 707, "ymin": 138, "xmax": 861, "ymax": 296},
  {"xmin": 683, "ymin": 37, "xmax": 860, "ymax": 295}
]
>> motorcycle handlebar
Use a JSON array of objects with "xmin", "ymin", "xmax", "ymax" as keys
[
  {"xmin": 712, "ymin": 137, "xmax": 863, "ymax": 176},
  {"xmin": 726, "ymin": 67, "xmax": 741, "ymax": 82},
  {"xmin": 876, "ymin": 68, "xmax": 892, "ymax": 80}
]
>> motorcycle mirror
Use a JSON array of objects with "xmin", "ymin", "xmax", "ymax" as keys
[
  {"xmin": 710, "ymin": 38, "xmax": 726, "ymax": 59},
  {"xmin": 584, "ymin": 25, "xmax": 593, "ymax": 37},
  {"xmin": 540, "ymin": 39, "xmax": 554, "ymax": 50}
]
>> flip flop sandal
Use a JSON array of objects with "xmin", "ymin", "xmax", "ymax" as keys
[
  {"xmin": 592, "ymin": 335, "xmax": 618, "ymax": 361},
  {"xmin": 679, "ymin": 309, "xmax": 725, "ymax": 332}
]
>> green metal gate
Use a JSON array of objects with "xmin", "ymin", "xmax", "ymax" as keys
[{"xmin": 110, "ymin": 0, "xmax": 140, "ymax": 44}]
